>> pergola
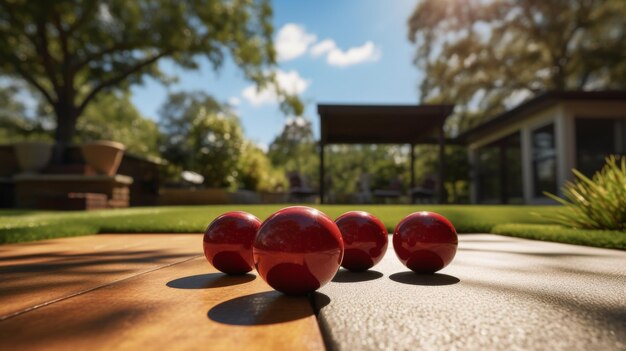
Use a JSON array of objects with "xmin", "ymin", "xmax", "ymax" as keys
[{"xmin": 317, "ymin": 104, "xmax": 455, "ymax": 204}]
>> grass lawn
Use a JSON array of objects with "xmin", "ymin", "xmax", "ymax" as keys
[{"xmin": 1, "ymin": 205, "xmax": 624, "ymax": 249}]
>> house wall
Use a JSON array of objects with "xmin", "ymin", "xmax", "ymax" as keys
[
  {"xmin": 469, "ymin": 104, "xmax": 564, "ymax": 204},
  {"xmin": 469, "ymin": 99, "xmax": 626, "ymax": 204},
  {"xmin": 562, "ymin": 100, "xmax": 626, "ymax": 174}
]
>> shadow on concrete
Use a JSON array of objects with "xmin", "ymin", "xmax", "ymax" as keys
[
  {"xmin": 332, "ymin": 269, "xmax": 383, "ymax": 283},
  {"xmin": 167, "ymin": 273, "xmax": 255, "ymax": 289},
  {"xmin": 310, "ymin": 292, "xmax": 331, "ymax": 314},
  {"xmin": 389, "ymin": 272, "xmax": 460, "ymax": 286},
  {"xmin": 208, "ymin": 291, "xmax": 323, "ymax": 326}
]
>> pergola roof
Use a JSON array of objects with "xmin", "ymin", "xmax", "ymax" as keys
[{"xmin": 317, "ymin": 104, "xmax": 455, "ymax": 144}]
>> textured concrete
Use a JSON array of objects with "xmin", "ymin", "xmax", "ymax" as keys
[{"xmin": 316, "ymin": 234, "xmax": 626, "ymax": 351}]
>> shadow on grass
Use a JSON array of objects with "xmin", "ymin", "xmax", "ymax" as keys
[
  {"xmin": 167, "ymin": 273, "xmax": 255, "ymax": 289},
  {"xmin": 389, "ymin": 272, "xmax": 460, "ymax": 286}
]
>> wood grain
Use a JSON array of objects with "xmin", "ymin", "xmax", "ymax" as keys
[
  {"xmin": 0, "ymin": 256, "xmax": 326, "ymax": 351},
  {"xmin": 0, "ymin": 234, "xmax": 201, "ymax": 318}
]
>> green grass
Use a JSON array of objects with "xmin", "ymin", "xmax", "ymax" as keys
[
  {"xmin": 1, "ymin": 204, "xmax": 624, "ymax": 249},
  {"xmin": 492, "ymin": 223, "xmax": 626, "ymax": 250}
]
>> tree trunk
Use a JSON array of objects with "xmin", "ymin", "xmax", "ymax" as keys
[{"xmin": 52, "ymin": 101, "xmax": 79, "ymax": 164}]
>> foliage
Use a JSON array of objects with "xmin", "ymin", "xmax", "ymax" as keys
[
  {"xmin": 543, "ymin": 156, "xmax": 626, "ymax": 231},
  {"xmin": 237, "ymin": 141, "xmax": 287, "ymax": 192},
  {"xmin": 0, "ymin": 0, "xmax": 296, "ymax": 146},
  {"xmin": 159, "ymin": 92, "xmax": 243, "ymax": 189},
  {"xmin": 268, "ymin": 116, "xmax": 319, "ymax": 187},
  {"xmin": 74, "ymin": 92, "xmax": 160, "ymax": 156},
  {"xmin": 0, "ymin": 83, "xmax": 52, "ymax": 142},
  {"xmin": 326, "ymin": 145, "xmax": 409, "ymax": 198},
  {"xmin": 408, "ymin": 0, "xmax": 626, "ymax": 133},
  {"xmin": 412, "ymin": 145, "xmax": 470, "ymax": 203},
  {"xmin": 492, "ymin": 224, "xmax": 625, "ymax": 250},
  {"xmin": 0, "ymin": 85, "xmax": 161, "ymax": 156}
]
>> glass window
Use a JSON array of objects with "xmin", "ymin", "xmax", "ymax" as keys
[
  {"xmin": 476, "ymin": 132, "xmax": 523, "ymax": 203},
  {"xmin": 532, "ymin": 124, "xmax": 557, "ymax": 197},
  {"xmin": 576, "ymin": 118, "xmax": 617, "ymax": 177},
  {"xmin": 476, "ymin": 145, "xmax": 500, "ymax": 203}
]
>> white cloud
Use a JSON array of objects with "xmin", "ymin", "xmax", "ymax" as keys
[
  {"xmin": 241, "ymin": 70, "xmax": 310, "ymax": 106},
  {"xmin": 275, "ymin": 23, "xmax": 317, "ymax": 61},
  {"xmin": 310, "ymin": 39, "xmax": 337, "ymax": 57},
  {"xmin": 326, "ymin": 41, "xmax": 381, "ymax": 67},
  {"xmin": 227, "ymin": 97, "xmax": 240, "ymax": 106}
]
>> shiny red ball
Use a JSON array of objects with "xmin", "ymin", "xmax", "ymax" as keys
[
  {"xmin": 393, "ymin": 211, "xmax": 458, "ymax": 274},
  {"xmin": 253, "ymin": 206, "xmax": 344, "ymax": 295},
  {"xmin": 335, "ymin": 211, "xmax": 388, "ymax": 271},
  {"xmin": 203, "ymin": 211, "xmax": 261, "ymax": 275}
]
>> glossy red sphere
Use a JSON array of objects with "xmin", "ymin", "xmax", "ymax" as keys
[
  {"xmin": 203, "ymin": 211, "xmax": 261, "ymax": 275},
  {"xmin": 393, "ymin": 211, "xmax": 458, "ymax": 274},
  {"xmin": 253, "ymin": 206, "xmax": 344, "ymax": 295},
  {"xmin": 335, "ymin": 211, "xmax": 388, "ymax": 271}
]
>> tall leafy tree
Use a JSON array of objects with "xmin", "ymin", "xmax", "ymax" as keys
[
  {"xmin": 408, "ymin": 0, "xmax": 626, "ymax": 132},
  {"xmin": 0, "ymin": 82, "xmax": 51, "ymax": 142},
  {"xmin": 75, "ymin": 92, "xmax": 161, "ymax": 156},
  {"xmin": 0, "ymin": 0, "xmax": 291, "ymax": 158}
]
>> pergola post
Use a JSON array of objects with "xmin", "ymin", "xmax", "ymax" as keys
[
  {"xmin": 437, "ymin": 125, "xmax": 446, "ymax": 204},
  {"xmin": 319, "ymin": 142, "xmax": 325, "ymax": 204},
  {"xmin": 409, "ymin": 143, "xmax": 415, "ymax": 189}
]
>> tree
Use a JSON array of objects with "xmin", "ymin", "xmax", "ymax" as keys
[
  {"xmin": 268, "ymin": 116, "xmax": 318, "ymax": 188},
  {"xmin": 325, "ymin": 145, "xmax": 409, "ymax": 200},
  {"xmin": 238, "ymin": 141, "xmax": 287, "ymax": 192},
  {"xmin": 408, "ymin": 0, "xmax": 626, "ymax": 132},
  {"xmin": 74, "ymin": 92, "xmax": 160, "ymax": 156},
  {"xmin": 0, "ymin": 0, "xmax": 287, "ymax": 160},
  {"xmin": 0, "ymin": 82, "xmax": 52, "ymax": 142},
  {"xmin": 1, "ymin": 84, "xmax": 161, "ymax": 156},
  {"xmin": 159, "ymin": 92, "xmax": 244, "ymax": 188}
]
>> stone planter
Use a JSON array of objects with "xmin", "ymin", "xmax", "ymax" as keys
[
  {"xmin": 14, "ymin": 141, "xmax": 53, "ymax": 174},
  {"xmin": 81, "ymin": 141, "xmax": 125, "ymax": 176}
]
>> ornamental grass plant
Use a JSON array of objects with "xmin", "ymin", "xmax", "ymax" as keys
[{"xmin": 544, "ymin": 155, "xmax": 626, "ymax": 231}]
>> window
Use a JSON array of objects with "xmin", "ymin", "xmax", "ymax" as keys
[
  {"xmin": 532, "ymin": 124, "xmax": 557, "ymax": 197},
  {"xmin": 476, "ymin": 132, "xmax": 523, "ymax": 203},
  {"xmin": 576, "ymin": 118, "xmax": 625, "ymax": 177}
]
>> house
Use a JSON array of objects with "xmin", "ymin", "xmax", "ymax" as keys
[{"xmin": 458, "ymin": 91, "xmax": 626, "ymax": 204}]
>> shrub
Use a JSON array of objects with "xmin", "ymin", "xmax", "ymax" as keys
[{"xmin": 544, "ymin": 155, "xmax": 626, "ymax": 231}]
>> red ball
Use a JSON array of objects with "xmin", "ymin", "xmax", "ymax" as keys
[
  {"xmin": 203, "ymin": 211, "xmax": 261, "ymax": 275},
  {"xmin": 392, "ymin": 211, "xmax": 458, "ymax": 274},
  {"xmin": 253, "ymin": 206, "xmax": 344, "ymax": 295},
  {"xmin": 335, "ymin": 211, "xmax": 388, "ymax": 271}
]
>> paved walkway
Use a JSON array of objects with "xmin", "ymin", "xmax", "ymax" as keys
[
  {"xmin": 0, "ymin": 233, "xmax": 624, "ymax": 350},
  {"xmin": 317, "ymin": 234, "xmax": 626, "ymax": 351}
]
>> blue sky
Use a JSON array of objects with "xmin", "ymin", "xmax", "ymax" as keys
[{"xmin": 131, "ymin": 0, "xmax": 422, "ymax": 148}]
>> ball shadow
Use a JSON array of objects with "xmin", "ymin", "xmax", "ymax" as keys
[
  {"xmin": 166, "ymin": 273, "xmax": 255, "ymax": 289},
  {"xmin": 310, "ymin": 292, "xmax": 331, "ymax": 314},
  {"xmin": 389, "ymin": 272, "xmax": 460, "ymax": 286},
  {"xmin": 208, "ymin": 291, "xmax": 325, "ymax": 325},
  {"xmin": 331, "ymin": 269, "xmax": 383, "ymax": 283}
]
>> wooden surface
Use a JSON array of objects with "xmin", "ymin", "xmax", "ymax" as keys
[{"xmin": 0, "ymin": 234, "xmax": 325, "ymax": 351}]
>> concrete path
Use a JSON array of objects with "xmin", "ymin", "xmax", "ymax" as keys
[{"xmin": 316, "ymin": 234, "xmax": 626, "ymax": 351}]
